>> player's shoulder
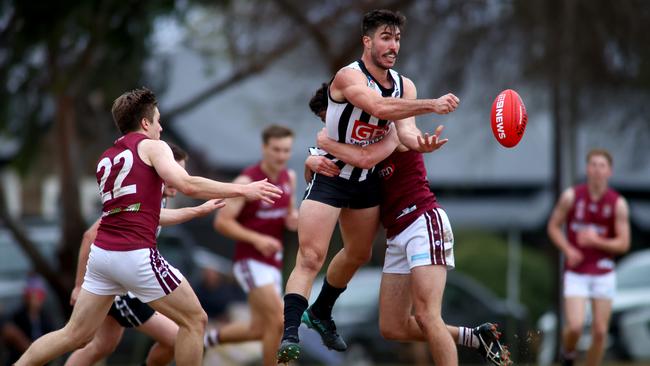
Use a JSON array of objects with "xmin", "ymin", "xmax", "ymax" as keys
[
  {"xmin": 559, "ymin": 186, "xmax": 576, "ymax": 206},
  {"xmin": 334, "ymin": 65, "xmax": 367, "ymax": 84}
]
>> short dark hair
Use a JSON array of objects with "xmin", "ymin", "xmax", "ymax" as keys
[
  {"xmin": 111, "ymin": 88, "xmax": 158, "ymax": 134},
  {"xmin": 587, "ymin": 148, "xmax": 613, "ymax": 166},
  {"xmin": 262, "ymin": 125, "xmax": 293, "ymax": 144},
  {"xmin": 362, "ymin": 9, "xmax": 406, "ymax": 37},
  {"xmin": 309, "ymin": 83, "xmax": 328, "ymax": 116},
  {"xmin": 167, "ymin": 142, "xmax": 188, "ymax": 162}
]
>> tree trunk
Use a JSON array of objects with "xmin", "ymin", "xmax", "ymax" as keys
[{"xmin": 54, "ymin": 94, "xmax": 86, "ymax": 315}]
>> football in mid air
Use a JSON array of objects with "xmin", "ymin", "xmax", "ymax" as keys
[{"xmin": 490, "ymin": 89, "xmax": 528, "ymax": 148}]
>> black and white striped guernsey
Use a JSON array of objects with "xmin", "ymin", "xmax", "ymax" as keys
[{"xmin": 318, "ymin": 59, "xmax": 403, "ymax": 182}]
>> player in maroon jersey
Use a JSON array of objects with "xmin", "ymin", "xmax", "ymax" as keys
[
  {"xmin": 306, "ymin": 83, "xmax": 510, "ymax": 366},
  {"xmin": 15, "ymin": 88, "xmax": 283, "ymax": 366},
  {"xmin": 547, "ymin": 149, "xmax": 630, "ymax": 366},
  {"xmin": 66, "ymin": 144, "xmax": 224, "ymax": 366},
  {"xmin": 209, "ymin": 125, "xmax": 297, "ymax": 366}
]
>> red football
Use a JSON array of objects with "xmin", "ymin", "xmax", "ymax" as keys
[{"xmin": 490, "ymin": 89, "xmax": 528, "ymax": 148}]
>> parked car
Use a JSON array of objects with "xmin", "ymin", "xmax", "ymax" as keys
[
  {"xmin": 537, "ymin": 249, "xmax": 650, "ymax": 365},
  {"xmin": 299, "ymin": 267, "xmax": 529, "ymax": 365}
]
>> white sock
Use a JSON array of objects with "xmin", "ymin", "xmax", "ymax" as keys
[
  {"xmin": 458, "ymin": 326, "xmax": 480, "ymax": 349},
  {"xmin": 204, "ymin": 328, "xmax": 219, "ymax": 347}
]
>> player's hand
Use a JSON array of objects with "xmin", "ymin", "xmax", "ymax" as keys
[
  {"xmin": 70, "ymin": 286, "xmax": 81, "ymax": 306},
  {"xmin": 432, "ymin": 93, "xmax": 460, "ymax": 114},
  {"xmin": 196, "ymin": 199, "xmax": 226, "ymax": 216},
  {"xmin": 415, "ymin": 125, "xmax": 448, "ymax": 153},
  {"xmin": 254, "ymin": 235, "xmax": 283, "ymax": 257},
  {"xmin": 564, "ymin": 247, "xmax": 584, "ymax": 268},
  {"xmin": 306, "ymin": 156, "xmax": 340, "ymax": 177},
  {"xmin": 285, "ymin": 210, "xmax": 299, "ymax": 231},
  {"xmin": 576, "ymin": 227, "xmax": 600, "ymax": 248},
  {"xmin": 244, "ymin": 179, "xmax": 283, "ymax": 204}
]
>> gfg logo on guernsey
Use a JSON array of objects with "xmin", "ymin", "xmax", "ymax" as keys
[
  {"xmin": 351, "ymin": 120, "xmax": 388, "ymax": 145},
  {"xmin": 494, "ymin": 92, "xmax": 506, "ymax": 139}
]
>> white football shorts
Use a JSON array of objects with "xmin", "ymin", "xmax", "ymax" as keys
[
  {"xmin": 233, "ymin": 258, "xmax": 282, "ymax": 295},
  {"xmin": 383, "ymin": 208, "xmax": 455, "ymax": 274},
  {"xmin": 82, "ymin": 244, "xmax": 184, "ymax": 303}
]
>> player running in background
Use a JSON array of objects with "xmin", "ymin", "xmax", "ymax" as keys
[
  {"xmin": 307, "ymin": 84, "xmax": 510, "ymax": 366},
  {"xmin": 16, "ymin": 87, "xmax": 282, "ymax": 366},
  {"xmin": 547, "ymin": 149, "xmax": 630, "ymax": 366},
  {"xmin": 66, "ymin": 143, "xmax": 223, "ymax": 366},
  {"xmin": 278, "ymin": 9, "xmax": 460, "ymax": 362},
  {"xmin": 209, "ymin": 125, "xmax": 297, "ymax": 366}
]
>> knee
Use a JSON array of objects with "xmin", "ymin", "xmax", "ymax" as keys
[
  {"xmin": 564, "ymin": 322, "xmax": 583, "ymax": 338},
  {"xmin": 379, "ymin": 323, "xmax": 407, "ymax": 341},
  {"xmin": 591, "ymin": 325, "xmax": 608, "ymax": 343},
  {"xmin": 414, "ymin": 310, "xmax": 439, "ymax": 334},
  {"xmin": 297, "ymin": 246, "xmax": 326, "ymax": 274},
  {"xmin": 181, "ymin": 308, "xmax": 208, "ymax": 334}
]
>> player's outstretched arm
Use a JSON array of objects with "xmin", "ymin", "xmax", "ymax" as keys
[
  {"xmin": 317, "ymin": 126, "xmax": 399, "ymax": 169},
  {"xmin": 394, "ymin": 79, "xmax": 449, "ymax": 153},
  {"xmin": 576, "ymin": 197, "xmax": 631, "ymax": 255},
  {"xmin": 159, "ymin": 199, "xmax": 225, "ymax": 227},
  {"xmin": 332, "ymin": 68, "xmax": 459, "ymax": 121},
  {"xmin": 285, "ymin": 170, "xmax": 299, "ymax": 231},
  {"xmin": 140, "ymin": 140, "xmax": 282, "ymax": 203},
  {"xmin": 70, "ymin": 218, "xmax": 100, "ymax": 306},
  {"xmin": 213, "ymin": 175, "xmax": 282, "ymax": 257}
]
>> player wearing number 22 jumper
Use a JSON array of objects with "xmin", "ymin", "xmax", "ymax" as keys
[{"xmin": 15, "ymin": 87, "xmax": 282, "ymax": 366}]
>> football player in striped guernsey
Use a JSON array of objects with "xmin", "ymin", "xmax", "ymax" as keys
[{"xmin": 278, "ymin": 9, "xmax": 460, "ymax": 363}]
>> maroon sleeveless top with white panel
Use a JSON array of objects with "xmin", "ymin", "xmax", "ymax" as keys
[
  {"xmin": 378, "ymin": 150, "xmax": 440, "ymax": 238},
  {"xmin": 566, "ymin": 184, "xmax": 620, "ymax": 274},
  {"xmin": 233, "ymin": 164, "xmax": 292, "ymax": 269},
  {"xmin": 95, "ymin": 133, "xmax": 164, "ymax": 251}
]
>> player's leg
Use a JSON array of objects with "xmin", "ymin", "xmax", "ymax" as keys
[
  {"xmin": 562, "ymin": 271, "xmax": 588, "ymax": 364},
  {"xmin": 585, "ymin": 298, "xmax": 612, "ymax": 366},
  {"xmin": 410, "ymin": 264, "xmax": 458, "ymax": 366},
  {"xmin": 219, "ymin": 260, "xmax": 283, "ymax": 366},
  {"xmin": 15, "ymin": 290, "xmax": 114, "ymax": 365},
  {"xmin": 324, "ymin": 206, "xmax": 380, "ymax": 288},
  {"xmin": 279, "ymin": 199, "xmax": 340, "ymax": 359},
  {"xmin": 379, "ymin": 272, "xmax": 425, "ymax": 341},
  {"xmin": 64, "ymin": 315, "xmax": 125, "ymax": 366},
  {"xmin": 137, "ymin": 312, "xmax": 178, "ymax": 366},
  {"xmin": 302, "ymin": 206, "xmax": 379, "ymax": 351},
  {"xmin": 585, "ymin": 272, "xmax": 615, "ymax": 366},
  {"xmin": 148, "ymin": 280, "xmax": 207, "ymax": 366}
]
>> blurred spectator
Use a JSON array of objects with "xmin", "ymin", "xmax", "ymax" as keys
[{"xmin": 0, "ymin": 275, "xmax": 53, "ymax": 365}]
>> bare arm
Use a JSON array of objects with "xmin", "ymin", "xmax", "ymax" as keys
[
  {"xmin": 285, "ymin": 170, "xmax": 299, "ymax": 231},
  {"xmin": 317, "ymin": 126, "xmax": 400, "ymax": 169},
  {"xmin": 70, "ymin": 218, "xmax": 100, "ymax": 305},
  {"xmin": 213, "ymin": 175, "xmax": 282, "ymax": 257},
  {"xmin": 331, "ymin": 68, "xmax": 459, "ymax": 121},
  {"xmin": 159, "ymin": 199, "xmax": 225, "ymax": 227},
  {"xmin": 547, "ymin": 188, "xmax": 583, "ymax": 268},
  {"xmin": 140, "ymin": 140, "xmax": 282, "ymax": 203},
  {"xmin": 395, "ymin": 78, "xmax": 449, "ymax": 153},
  {"xmin": 577, "ymin": 197, "xmax": 631, "ymax": 255}
]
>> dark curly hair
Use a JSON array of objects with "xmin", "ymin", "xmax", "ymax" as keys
[
  {"xmin": 362, "ymin": 9, "xmax": 406, "ymax": 37},
  {"xmin": 111, "ymin": 87, "xmax": 158, "ymax": 134},
  {"xmin": 309, "ymin": 83, "xmax": 328, "ymax": 120}
]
